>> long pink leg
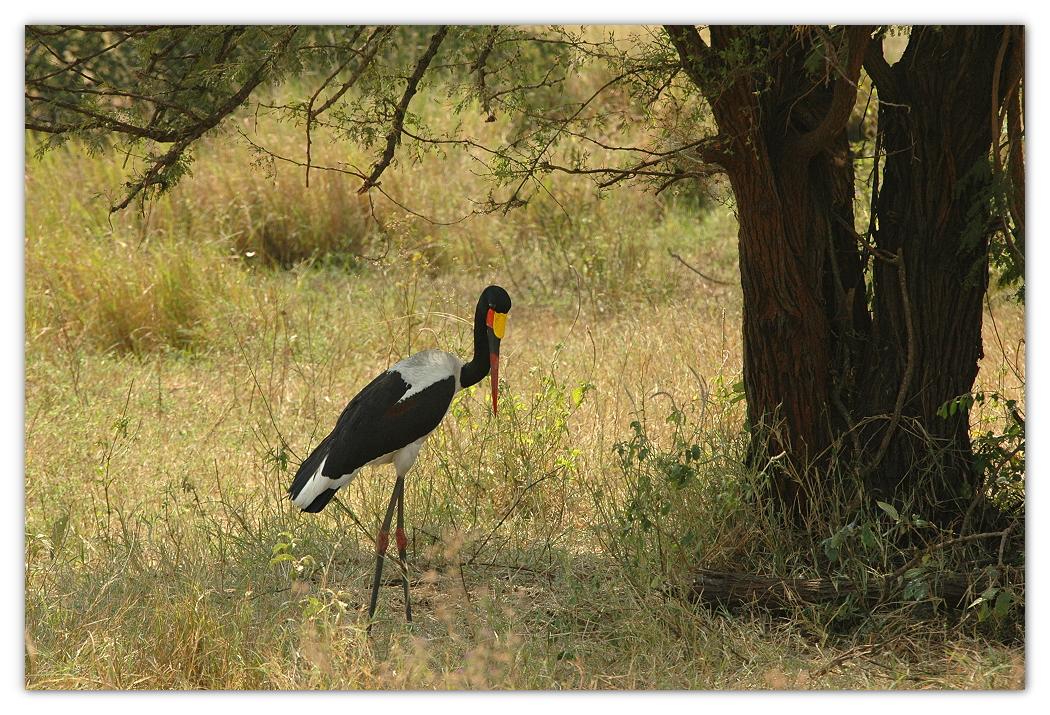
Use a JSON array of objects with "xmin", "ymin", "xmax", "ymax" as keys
[
  {"xmin": 367, "ymin": 476, "xmax": 403, "ymax": 632},
  {"xmin": 396, "ymin": 481, "xmax": 412, "ymax": 623}
]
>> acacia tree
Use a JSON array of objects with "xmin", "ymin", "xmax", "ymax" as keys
[
  {"xmin": 26, "ymin": 25, "xmax": 1024, "ymax": 529},
  {"xmin": 663, "ymin": 25, "xmax": 1024, "ymax": 528}
]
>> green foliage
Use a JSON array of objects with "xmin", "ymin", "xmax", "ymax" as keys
[
  {"xmin": 599, "ymin": 387, "xmax": 752, "ymax": 589},
  {"xmin": 815, "ymin": 488, "xmax": 1023, "ymax": 632},
  {"xmin": 271, "ymin": 531, "xmax": 319, "ymax": 579},
  {"xmin": 967, "ymin": 570, "xmax": 1020, "ymax": 624},
  {"xmin": 599, "ymin": 380, "xmax": 1024, "ymax": 637},
  {"xmin": 939, "ymin": 391, "xmax": 1025, "ymax": 512},
  {"xmin": 27, "ymin": 26, "xmax": 305, "ymax": 206},
  {"xmin": 955, "ymin": 155, "xmax": 1025, "ymax": 301},
  {"xmin": 25, "ymin": 25, "xmax": 730, "ymax": 216}
]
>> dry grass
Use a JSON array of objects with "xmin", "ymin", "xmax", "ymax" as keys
[{"xmin": 23, "ymin": 85, "xmax": 1024, "ymax": 690}]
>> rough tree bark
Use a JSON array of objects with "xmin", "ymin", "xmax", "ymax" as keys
[{"xmin": 855, "ymin": 26, "xmax": 1020, "ymax": 522}]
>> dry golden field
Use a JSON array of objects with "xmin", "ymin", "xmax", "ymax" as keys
[{"xmin": 23, "ymin": 101, "xmax": 1024, "ymax": 689}]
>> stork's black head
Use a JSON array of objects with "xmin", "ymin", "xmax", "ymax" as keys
[{"xmin": 482, "ymin": 285, "xmax": 512, "ymax": 314}]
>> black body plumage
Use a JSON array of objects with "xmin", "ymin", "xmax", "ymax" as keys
[{"xmin": 288, "ymin": 368, "xmax": 457, "ymax": 512}]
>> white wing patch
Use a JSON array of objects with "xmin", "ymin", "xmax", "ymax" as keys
[{"xmin": 391, "ymin": 350, "xmax": 465, "ymax": 402}]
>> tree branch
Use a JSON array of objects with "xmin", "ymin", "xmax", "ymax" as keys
[
  {"xmin": 110, "ymin": 26, "xmax": 300, "ymax": 211},
  {"xmin": 862, "ymin": 32, "xmax": 897, "ymax": 100},
  {"xmin": 359, "ymin": 26, "xmax": 448, "ymax": 193},
  {"xmin": 668, "ymin": 250, "xmax": 736, "ymax": 285},
  {"xmin": 880, "ymin": 527, "xmax": 1015, "ymax": 599},
  {"xmin": 788, "ymin": 26, "xmax": 873, "ymax": 161},
  {"xmin": 29, "ymin": 82, "xmax": 209, "ymax": 125},
  {"xmin": 1005, "ymin": 27, "xmax": 1025, "ymax": 242},
  {"xmin": 25, "ymin": 25, "xmax": 158, "ymax": 83},
  {"xmin": 870, "ymin": 248, "xmax": 916, "ymax": 474},
  {"xmin": 25, "ymin": 94, "xmax": 184, "ymax": 142},
  {"xmin": 989, "ymin": 26, "xmax": 1025, "ymax": 270},
  {"xmin": 309, "ymin": 26, "xmax": 391, "ymax": 120},
  {"xmin": 305, "ymin": 26, "xmax": 391, "ymax": 186},
  {"xmin": 474, "ymin": 25, "xmax": 500, "ymax": 118},
  {"xmin": 501, "ymin": 63, "xmax": 675, "ymax": 209},
  {"xmin": 663, "ymin": 25, "xmax": 716, "ymax": 94},
  {"xmin": 831, "ymin": 214, "xmax": 916, "ymax": 476}
]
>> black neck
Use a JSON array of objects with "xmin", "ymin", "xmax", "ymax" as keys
[{"xmin": 460, "ymin": 293, "xmax": 491, "ymax": 389}]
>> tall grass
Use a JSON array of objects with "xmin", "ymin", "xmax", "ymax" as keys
[{"xmin": 24, "ymin": 81, "xmax": 1024, "ymax": 689}]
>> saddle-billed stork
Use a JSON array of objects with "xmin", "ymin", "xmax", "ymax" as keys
[{"xmin": 287, "ymin": 285, "xmax": 512, "ymax": 629}]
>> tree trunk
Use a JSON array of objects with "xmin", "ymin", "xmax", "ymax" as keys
[
  {"xmin": 690, "ymin": 569, "xmax": 972, "ymax": 610},
  {"xmin": 857, "ymin": 26, "xmax": 1017, "ymax": 523},
  {"xmin": 667, "ymin": 25, "xmax": 1021, "ymax": 527},
  {"xmin": 667, "ymin": 26, "xmax": 872, "ymax": 518}
]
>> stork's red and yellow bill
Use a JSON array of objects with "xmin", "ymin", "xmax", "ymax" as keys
[{"xmin": 486, "ymin": 308, "xmax": 508, "ymax": 414}]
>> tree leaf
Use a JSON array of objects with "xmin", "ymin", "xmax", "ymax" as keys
[
  {"xmin": 876, "ymin": 501, "xmax": 899, "ymax": 522},
  {"xmin": 993, "ymin": 588, "xmax": 1014, "ymax": 618}
]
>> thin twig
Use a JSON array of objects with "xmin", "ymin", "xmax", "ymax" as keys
[
  {"xmin": 811, "ymin": 647, "xmax": 875, "ymax": 678},
  {"xmin": 466, "ymin": 561, "xmax": 545, "ymax": 575},
  {"xmin": 826, "ymin": 217, "xmax": 862, "ymax": 454},
  {"xmin": 305, "ymin": 26, "xmax": 391, "ymax": 187},
  {"xmin": 997, "ymin": 524, "xmax": 1014, "ymax": 567},
  {"xmin": 110, "ymin": 27, "xmax": 300, "ymax": 212},
  {"xmin": 881, "ymin": 528, "xmax": 1014, "ymax": 599},
  {"xmin": 332, "ymin": 500, "xmax": 374, "ymax": 545},
  {"xmin": 869, "ymin": 248, "xmax": 915, "ymax": 474},
  {"xmin": 504, "ymin": 63, "xmax": 662, "ymax": 208},
  {"xmin": 830, "ymin": 214, "xmax": 916, "ymax": 475},
  {"xmin": 468, "ymin": 473, "xmax": 554, "ymax": 563},
  {"xmin": 475, "ymin": 26, "xmax": 499, "ymax": 117},
  {"xmin": 222, "ymin": 313, "xmax": 291, "ymax": 463},
  {"xmin": 668, "ymin": 250, "xmax": 735, "ymax": 285}
]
